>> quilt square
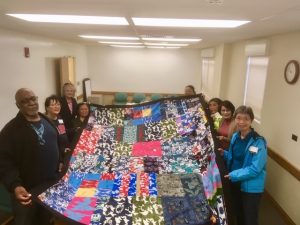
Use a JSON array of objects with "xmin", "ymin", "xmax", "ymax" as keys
[
  {"xmin": 128, "ymin": 157, "xmax": 144, "ymax": 173},
  {"xmin": 132, "ymin": 196, "xmax": 164, "ymax": 225},
  {"xmin": 142, "ymin": 108, "xmax": 152, "ymax": 117},
  {"xmin": 96, "ymin": 180, "xmax": 114, "ymax": 197},
  {"xmin": 144, "ymin": 121, "xmax": 162, "ymax": 141},
  {"xmin": 132, "ymin": 141, "xmax": 162, "ymax": 157},
  {"xmin": 114, "ymin": 142, "xmax": 133, "ymax": 158},
  {"xmin": 157, "ymin": 174, "xmax": 185, "ymax": 197},
  {"xmin": 160, "ymin": 118, "xmax": 179, "ymax": 140},
  {"xmin": 64, "ymin": 197, "xmax": 98, "ymax": 224},
  {"xmin": 143, "ymin": 157, "xmax": 161, "ymax": 173},
  {"xmin": 80, "ymin": 180, "xmax": 99, "ymax": 188},
  {"xmin": 133, "ymin": 110, "xmax": 143, "ymax": 119},
  {"xmin": 100, "ymin": 197, "xmax": 132, "ymax": 225},
  {"xmin": 161, "ymin": 196, "xmax": 210, "ymax": 225},
  {"xmin": 75, "ymin": 188, "xmax": 97, "ymax": 197},
  {"xmin": 123, "ymin": 125, "xmax": 137, "ymax": 143},
  {"xmin": 176, "ymin": 113, "xmax": 196, "ymax": 135},
  {"xmin": 180, "ymin": 173, "xmax": 206, "ymax": 197}
]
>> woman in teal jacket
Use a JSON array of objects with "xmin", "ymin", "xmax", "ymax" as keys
[{"xmin": 220, "ymin": 106, "xmax": 267, "ymax": 225}]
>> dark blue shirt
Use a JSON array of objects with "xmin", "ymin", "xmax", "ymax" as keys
[
  {"xmin": 30, "ymin": 118, "xmax": 59, "ymax": 182},
  {"xmin": 230, "ymin": 130, "xmax": 253, "ymax": 171}
]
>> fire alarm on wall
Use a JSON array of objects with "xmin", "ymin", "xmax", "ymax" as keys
[{"xmin": 24, "ymin": 47, "xmax": 30, "ymax": 58}]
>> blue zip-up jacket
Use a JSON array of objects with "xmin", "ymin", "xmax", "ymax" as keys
[{"xmin": 223, "ymin": 131, "xmax": 267, "ymax": 193}]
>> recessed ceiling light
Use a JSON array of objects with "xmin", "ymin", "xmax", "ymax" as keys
[
  {"xmin": 99, "ymin": 41, "xmax": 142, "ymax": 45},
  {"xmin": 145, "ymin": 43, "xmax": 188, "ymax": 47},
  {"xmin": 142, "ymin": 37, "xmax": 201, "ymax": 42},
  {"xmin": 147, "ymin": 46, "xmax": 165, "ymax": 49},
  {"xmin": 132, "ymin": 18, "xmax": 250, "ymax": 28},
  {"xmin": 166, "ymin": 47, "xmax": 181, "ymax": 49},
  {"xmin": 79, "ymin": 35, "xmax": 139, "ymax": 40},
  {"xmin": 6, "ymin": 14, "xmax": 129, "ymax": 25},
  {"xmin": 147, "ymin": 46, "xmax": 181, "ymax": 49},
  {"xmin": 110, "ymin": 45, "xmax": 145, "ymax": 48}
]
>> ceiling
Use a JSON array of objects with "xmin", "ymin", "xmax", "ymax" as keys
[{"xmin": 1, "ymin": 0, "xmax": 300, "ymax": 48}]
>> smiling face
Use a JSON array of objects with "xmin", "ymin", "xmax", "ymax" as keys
[
  {"xmin": 221, "ymin": 105, "xmax": 233, "ymax": 120},
  {"xmin": 234, "ymin": 113, "xmax": 252, "ymax": 133},
  {"xmin": 63, "ymin": 84, "xmax": 75, "ymax": 98},
  {"xmin": 46, "ymin": 99, "xmax": 61, "ymax": 116},
  {"xmin": 209, "ymin": 101, "xmax": 219, "ymax": 114},
  {"xmin": 15, "ymin": 88, "xmax": 39, "ymax": 119},
  {"xmin": 78, "ymin": 104, "xmax": 89, "ymax": 118}
]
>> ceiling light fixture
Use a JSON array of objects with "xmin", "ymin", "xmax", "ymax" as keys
[
  {"xmin": 99, "ymin": 41, "xmax": 142, "ymax": 45},
  {"xmin": 132, "ymin": 18, "xmax": 250, "ymax": 28},
  {"xmin": 145, "ymin": 42, "xmax": 188, "ymax": 47},
  {"xmin": 79, "ymin": 35, "xmax": 139, "ymax": 40},
  {"xmin": 110, "ymin": 45, "xmax": 145, "ymax": 48},
  {"xmin": 142, "ymin": 37, "xmax": 201, "ymax": 42},
  {"xmin": 6, "ymin": 14, "xmax": 129, "ymax": 25}
]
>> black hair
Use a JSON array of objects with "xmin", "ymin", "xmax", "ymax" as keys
[
  {"xmin": 185, "ymin": 85, "xmax": 196, "ymax": 95},
  {"xmin": 44, "ymin": 95, "xmax": 60, "ymax": 111},
  {"xmin": 233, "ymin": 105, "xmax": 254, "ymax": 121},
  {"xmin": 221, "ymin": 100, "xmax": 235, "ymax": 114},
  {"xmin": 76, "ymin": 102, "xmax": 90, "ymax": 118},
  {"xmin": 208, "ymin": 98, "xmax": 222, "ymax": 112}
]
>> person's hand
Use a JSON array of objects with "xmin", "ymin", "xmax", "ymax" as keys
[
  {"xmin": 64, "ymin": 148, "xmax": 71, "ymax": 153},
  {"xmin": 58, "ymin": 163, "xmax": 64, "ymax": 172},
  {"xmin": 217, "ymin": 148, "xmax": 224, "ymax": 156},
  {"xmin": 14, "ymin": 186, "xmax": 32, "ymax": 205},
  {"xmin": 224, "ymin": 174, "xmax": 231, "ymax": 179}
]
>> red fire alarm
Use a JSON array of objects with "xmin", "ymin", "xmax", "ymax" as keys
[{"xmin": 24, "ymin": 47, "xmax": 30, "ymax": 58}]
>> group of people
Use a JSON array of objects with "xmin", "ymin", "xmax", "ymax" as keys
[
  {"xmin": 185, "ymin": 85, "xmax": 267, "ymax": 225},
  {"xmin": 0, "ymin": 84, "xmax": 266, "ymax": 225},
  {"xmin": 0, "ymin": 84, "xmax": 90, "ymax": 225}
]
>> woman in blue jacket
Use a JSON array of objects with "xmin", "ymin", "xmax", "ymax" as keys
[{"xmin": 219, "ymin": 105, "xmax": 267, "ymax": 225}]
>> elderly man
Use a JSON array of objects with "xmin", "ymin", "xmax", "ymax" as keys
[{"xmin": 0, "ymin": 88, "xmax": 62, "ymax": 225}]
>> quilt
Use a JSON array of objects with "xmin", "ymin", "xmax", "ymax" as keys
[{"xmin": 39, "ymin": 95, "xmax": 227, "ymax": 225}]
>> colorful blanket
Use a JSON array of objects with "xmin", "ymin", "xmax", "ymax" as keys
[{"xmin": 39, "ymin": 95, "xmax": 227, "ymax": 225}]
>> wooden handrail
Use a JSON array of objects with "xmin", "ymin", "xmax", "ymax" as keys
[{"xmin": 267, "ymin": 147, "xmax": 300, "ymax": 181}]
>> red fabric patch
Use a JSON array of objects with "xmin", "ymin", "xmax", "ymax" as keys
[
  {"xmin": 80, "ymin": 180, "xmax": 99, "ymax": 188},
  {"xmin": 132, "ymin": 141, "xmax": 162, "ymax": 157},
  {"xmin": 133, "ymin": 110, "xmax": 143, "ymax": 119},
  {"xmin": 73, "ymin": 129, "xmax": 101, "ymax": 155},
  {"xmin": 119, "ymin": 173, "xmax": 131, "ymax": 197},
  {"xmin": 139, "ymin": 172, "xmax": 149, "ymax": 196},
  {"xmin": 101, "ymin": 173, "xmax": 115, "ymax": 180}
]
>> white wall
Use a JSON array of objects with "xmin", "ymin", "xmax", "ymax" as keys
[
  {"xmin": 86, "ymin": 46, "xmax": 201, "ymax": 94},
  {"xmin": 219, "ymin": 31, "xmax": 300, "ymax": 224},
  {"xmin": 0, "ymin": 28, "xmax": 88, "ymax": 129}
]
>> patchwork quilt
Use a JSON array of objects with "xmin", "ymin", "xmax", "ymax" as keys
[{"xmin": 39, "ymin": 95, "xmax": 227, "ymax": 225}]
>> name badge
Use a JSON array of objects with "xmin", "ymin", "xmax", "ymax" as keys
[
  {"xmin": 58, "ymin": 119, "xmax": 64, "ymax": 124},
  {"xmin": 249, "ymin": 146, "xmax": 258, "ymax": 153}
]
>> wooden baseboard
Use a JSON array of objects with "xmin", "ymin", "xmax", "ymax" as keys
[{"xmin": 264, "ymin": 190, "xmax": 296, "ymax": 225}]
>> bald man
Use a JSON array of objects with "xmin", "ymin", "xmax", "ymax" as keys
[{"xmin": 0, "ymin": 88, "xmax": 62, "ymax": 225}]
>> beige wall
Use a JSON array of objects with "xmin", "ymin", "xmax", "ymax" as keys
[
  {"xmin": 218, "ymin": 31, "xmax": 300, "ymax": 224},
  {"xmin": 86, "ymin": 46, "xmax": 201, "ymax": 94},
  {"xmin": 0, "ymin": 28, "xmax": 88, "ymax": 129}
]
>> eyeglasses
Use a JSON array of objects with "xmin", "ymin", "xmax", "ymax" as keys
[{"xmin": 19, "ymin": 96, "xmax": 38, "ymax": 105}]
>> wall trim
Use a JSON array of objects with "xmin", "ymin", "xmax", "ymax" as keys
[
  {"xmin": 268, "ymin": 147, "xmax": 300, "ymax": 181},
  {"xmin": 92, "ymin": 90, "xmax": 183, "ymax": 97},
  {"xmin": 264, "ymin": 190, "xmax": 296, "ymax": 225}
]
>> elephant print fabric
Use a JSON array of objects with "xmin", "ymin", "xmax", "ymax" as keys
[{"xmin": 39, "ymin": 95, "xmax": 227, "ymax": 225}]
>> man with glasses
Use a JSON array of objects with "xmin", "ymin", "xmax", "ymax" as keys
[{"xmin": 0, "ymin": 88, "xmax": 62, "ymax": 225}]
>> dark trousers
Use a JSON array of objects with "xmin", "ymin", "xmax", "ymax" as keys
[
  {"xmin": 242, "ymin": 192, "xmax": 262, "ymax": 225},
  {"xmin": 230, "ymin": 182, "xmax": 244, "ymax": 225},
  {"xmin": 11, "ymin": 195, "xmax": 53, "ymax": 225}
]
